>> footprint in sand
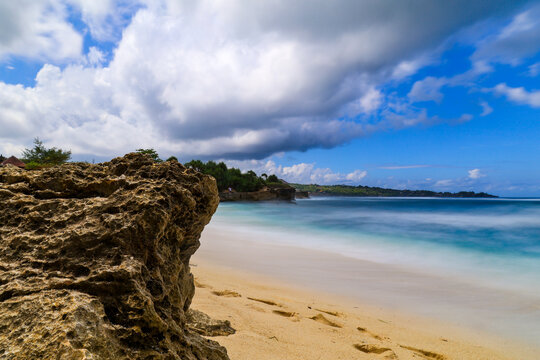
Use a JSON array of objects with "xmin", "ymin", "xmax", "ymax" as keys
[
  {"xmin": 194, "ymin": 279, "xmax": 211, "ymax": 289},
  {"xmin": 353, "ymin": 344, "xmax": 397, "ymax": 359},
  {"xmin": 400, "ymin": 345, "xmax": 446, "ymax": 360},
  {"xmin": 211, "ymin": 290, "xmax": 242, "ymax": 297},
  {"xmin": 309, "ymin": 313, "xmax": 342, "ymax": 328},
  {"xmin": 245, "ymin": 303, "xmax": 266, "ymax": 313},
  {"xmin": 357, "ymin": 326, "xmax": 383, "ymax": 340},
  {"xmin": 314, "ymin": 308, "xmax": 343, "ymax": 317},
  {"xmin": 272, "ymin": 310, "xmax": 298, "ymax": 319},
  {"xmin": 247, "ymin": 297, "xmax": 282, "ymax": 307}
]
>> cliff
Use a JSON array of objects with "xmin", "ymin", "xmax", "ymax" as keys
[
  {"xmin": 219, "ymin": 186, "xmax": 296, "ymax": 202},
  {"xmin": 0, "ymin": 154, "xmax": 229, "ymax": 359}
]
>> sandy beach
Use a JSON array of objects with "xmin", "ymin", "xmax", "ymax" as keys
[{"xmin": 190, "ymin": 223, "xmax": 539, "ymax": 360}]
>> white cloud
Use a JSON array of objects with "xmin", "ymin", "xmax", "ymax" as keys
[
  {"xmin": 408, "ymin": 76, "xmax": 447, "ymax": 103},
  {"xmin": 0, "ymin": 1, "xmax": 83, "ymax": 62},
  {"xmin": 345, "ymin": 87, "xmax": 383, "ymax": 114},
  {"xmin": 0, "ymin": 0, "xmax": 530, "ymax": 159},
  {"xmin": 224, "ymin": 159, "xmax": 366, "ymax": 185},
  {"xmin": 472, "ymin": 3, "xmax": 540, "ymax": 65},
  {"xmin": 345, "ymin": 169, "xmax": 369, "ymax": 182},
  {"xmin": 434, "ymin": 179, "xmax": 453, "ymax": 187},
  {"xmin": 67, "ymin": 0, "xmax": 140, "ymax": 41},
  {"xmin": 479, "ymin": 101, "xmax": 493, "ymax": 116},
  {"xmin": 468, "ymin": 168, "xmax": 486, "ymax": 179},
  {"xmin": 529, "ymin": 62, "xmax": 540, "ymax": 77},
  {"xmin": 85, "ymin": 47, "xmax": 106, "ymax": 66},
  {"xmin": 493, "ymin": 83, "xmax": 540, "ymax": 108}
]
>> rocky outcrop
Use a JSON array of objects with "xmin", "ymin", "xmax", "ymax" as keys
[
  {"xmin": 294, "ymin": 190, "xmax": 309, "ymax": 199},
  {"xmin": 0, "ymin": 153, "xmax": 228, "ymax": 360},
  {"xmin": 186, "ymin": 310, "xmax": 235, "ymax": 337},
  {"xmin": 219, "ymin": 186, "xmax": 295, "ymax": 202}
]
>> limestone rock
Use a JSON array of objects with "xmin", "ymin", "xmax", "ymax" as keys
[
  {"xmin": 219, "ymin": 186, "xmax": 296, "ymax": 202},
  {"xmin": 0, "ymin": 153, "xmax": 228, "ymax": 359},
  {"xmin": 186, "ymin": 310, "xmax": 235, "ymax": 337}
]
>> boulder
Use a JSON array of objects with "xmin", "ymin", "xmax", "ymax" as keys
[{"xmin": 0, "ymin": 153, "xmax": 228, "ymax": 360}]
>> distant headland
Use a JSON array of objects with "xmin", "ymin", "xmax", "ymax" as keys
[{"xmin": 291, "ymin": 184, "xmax": 497, "ymax": 198}]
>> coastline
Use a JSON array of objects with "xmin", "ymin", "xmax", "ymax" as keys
[{"xmin": 191, "ymin": 222, "xmax": 540, "ymax": 360}]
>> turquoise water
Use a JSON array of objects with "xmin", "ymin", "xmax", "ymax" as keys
[{"xmin": 214, "ymin": 197, "xmax": 540, "ymax": 297}]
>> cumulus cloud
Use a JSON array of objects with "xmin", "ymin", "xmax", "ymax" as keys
[
  {"xmin": 468, "ymin": 168, "xmax": 486, "ymax": 179},
  {"xmin": 0, "ymin": 1, "xmax": 82, "ymax": 62},
  {"xmin": 0, "ymin": 0, "xmax": 531, "ymax": 159},
  {"xmin": 68, "ymin": 0, "xmax": 141, "ymax": 41},
  {"xmin": 225, "ymin": 159, "xmax": 366, "ymax": 185},
  {"xmin": 493, "ymin": 83, "xmax": 540, "ymax": 108}
]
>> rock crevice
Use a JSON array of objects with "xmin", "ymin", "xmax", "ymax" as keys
[{"xmin": 0, "ymin": 154, "xmax": 228, "ymax": 359}]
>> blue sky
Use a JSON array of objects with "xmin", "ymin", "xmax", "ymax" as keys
[{"xmin": 0, "ymin": 1, "xmax": 539, "ymax": 196}]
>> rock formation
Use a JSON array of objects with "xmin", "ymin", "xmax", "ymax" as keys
[
  {"xmin": 0, "ymin": 153, "xmax": 229, "ymax": 359},
  {"xmin": 186, "ymin": 310, "xmax": 235, "ymax": 337},
  {"xmin": 219, "ymin": 186, "xmax": 296, "ymax": 202}
]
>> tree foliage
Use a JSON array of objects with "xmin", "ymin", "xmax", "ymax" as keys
[
  {"xmin": 267, "ymin": 174, "xmax": 279, "ymax": 183},
  {"xmin": 21, "ymin": 138, "xmax": 71, "ymax": 167},
  {"xmin": 0, "ymin": 154, "xmax": 5, "ymax": 163},
  {"xmin": 136, "ymin": 148, "xmax": 162, "ymax": 162},
  {"xmin": 184, "ymin": 160, "xmax": 277, "ymax": 192}
]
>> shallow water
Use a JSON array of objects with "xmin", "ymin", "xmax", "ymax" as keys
[{"xmin": 205, "ymin": 197, "xmax": 540, "ymax": 345}]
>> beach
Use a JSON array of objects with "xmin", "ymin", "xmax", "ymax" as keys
[{"xmin": 190, "ymin": 199, "xmax": 540, "ymax": 360}]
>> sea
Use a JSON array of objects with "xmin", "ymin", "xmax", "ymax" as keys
[{"xmin": 204, "ymin": 197, "xmax": 540, "ymax": 346}]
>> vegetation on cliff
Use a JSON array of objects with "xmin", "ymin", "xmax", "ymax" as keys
[
  {"xmin": 135, "ymin": 148, "xmax": 163, "ymax": 162},
  {"xmin": 21, "ymin": 138, "xmax": 71, "ymax": 169},
  {"xmin": 184, "ymin": 159, "xmax": 283, "ymax": 192},
  {"xmin": 292, "ymin": 184, "xmax": 497, "ymax": 198}
]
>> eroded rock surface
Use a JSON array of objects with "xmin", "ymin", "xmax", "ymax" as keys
[
  {"xmin": 186, "ymin": 310, "xmax": 235, "ymax": 337},
  {"xmin": 0, "ymin": 154, "xmax": 228, "ymax": 359}
]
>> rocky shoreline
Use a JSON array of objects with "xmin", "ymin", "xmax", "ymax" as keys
[{"xmin": 219, "ymin": 186, "xmax": 297, "ymax": 202}]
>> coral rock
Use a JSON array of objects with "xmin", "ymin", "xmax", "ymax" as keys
[
  {"xmin": 0, "ymin": 153, "xmax": 228, "ymax": 359},
  {"xmin": 186, "ymin": 309, "xmax": 236, "ymax": 337}
]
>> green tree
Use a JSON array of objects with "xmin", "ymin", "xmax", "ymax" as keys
[
  {"xmin": 136, "ymin": 148, "xmax": 162, "ymax": 162},
  {"xmin": 166, "ymin": 156, "xmax": 178, "ymax": 162},
  {"xmin": 22, "ymin": 138, "xmax": 71, "ymax": 166},
  {"xmin": 185, "ymin": 159, "xmax": 274, "ymax": 192},
  {"xmin": 0, "ymin": 154, "xmax": 5, "ymax": 162},
  {"xmin": 267, "ymin": 174, "xmax": 279, "ymax": 183},
  {"xmin": 185, "ymin": 159, "xmax": 205, "ymax": 172}
]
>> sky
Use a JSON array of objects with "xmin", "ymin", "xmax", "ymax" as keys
[{"xmin": 0, "ymin": 1, "xmax": 539, "ymax": 196}]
